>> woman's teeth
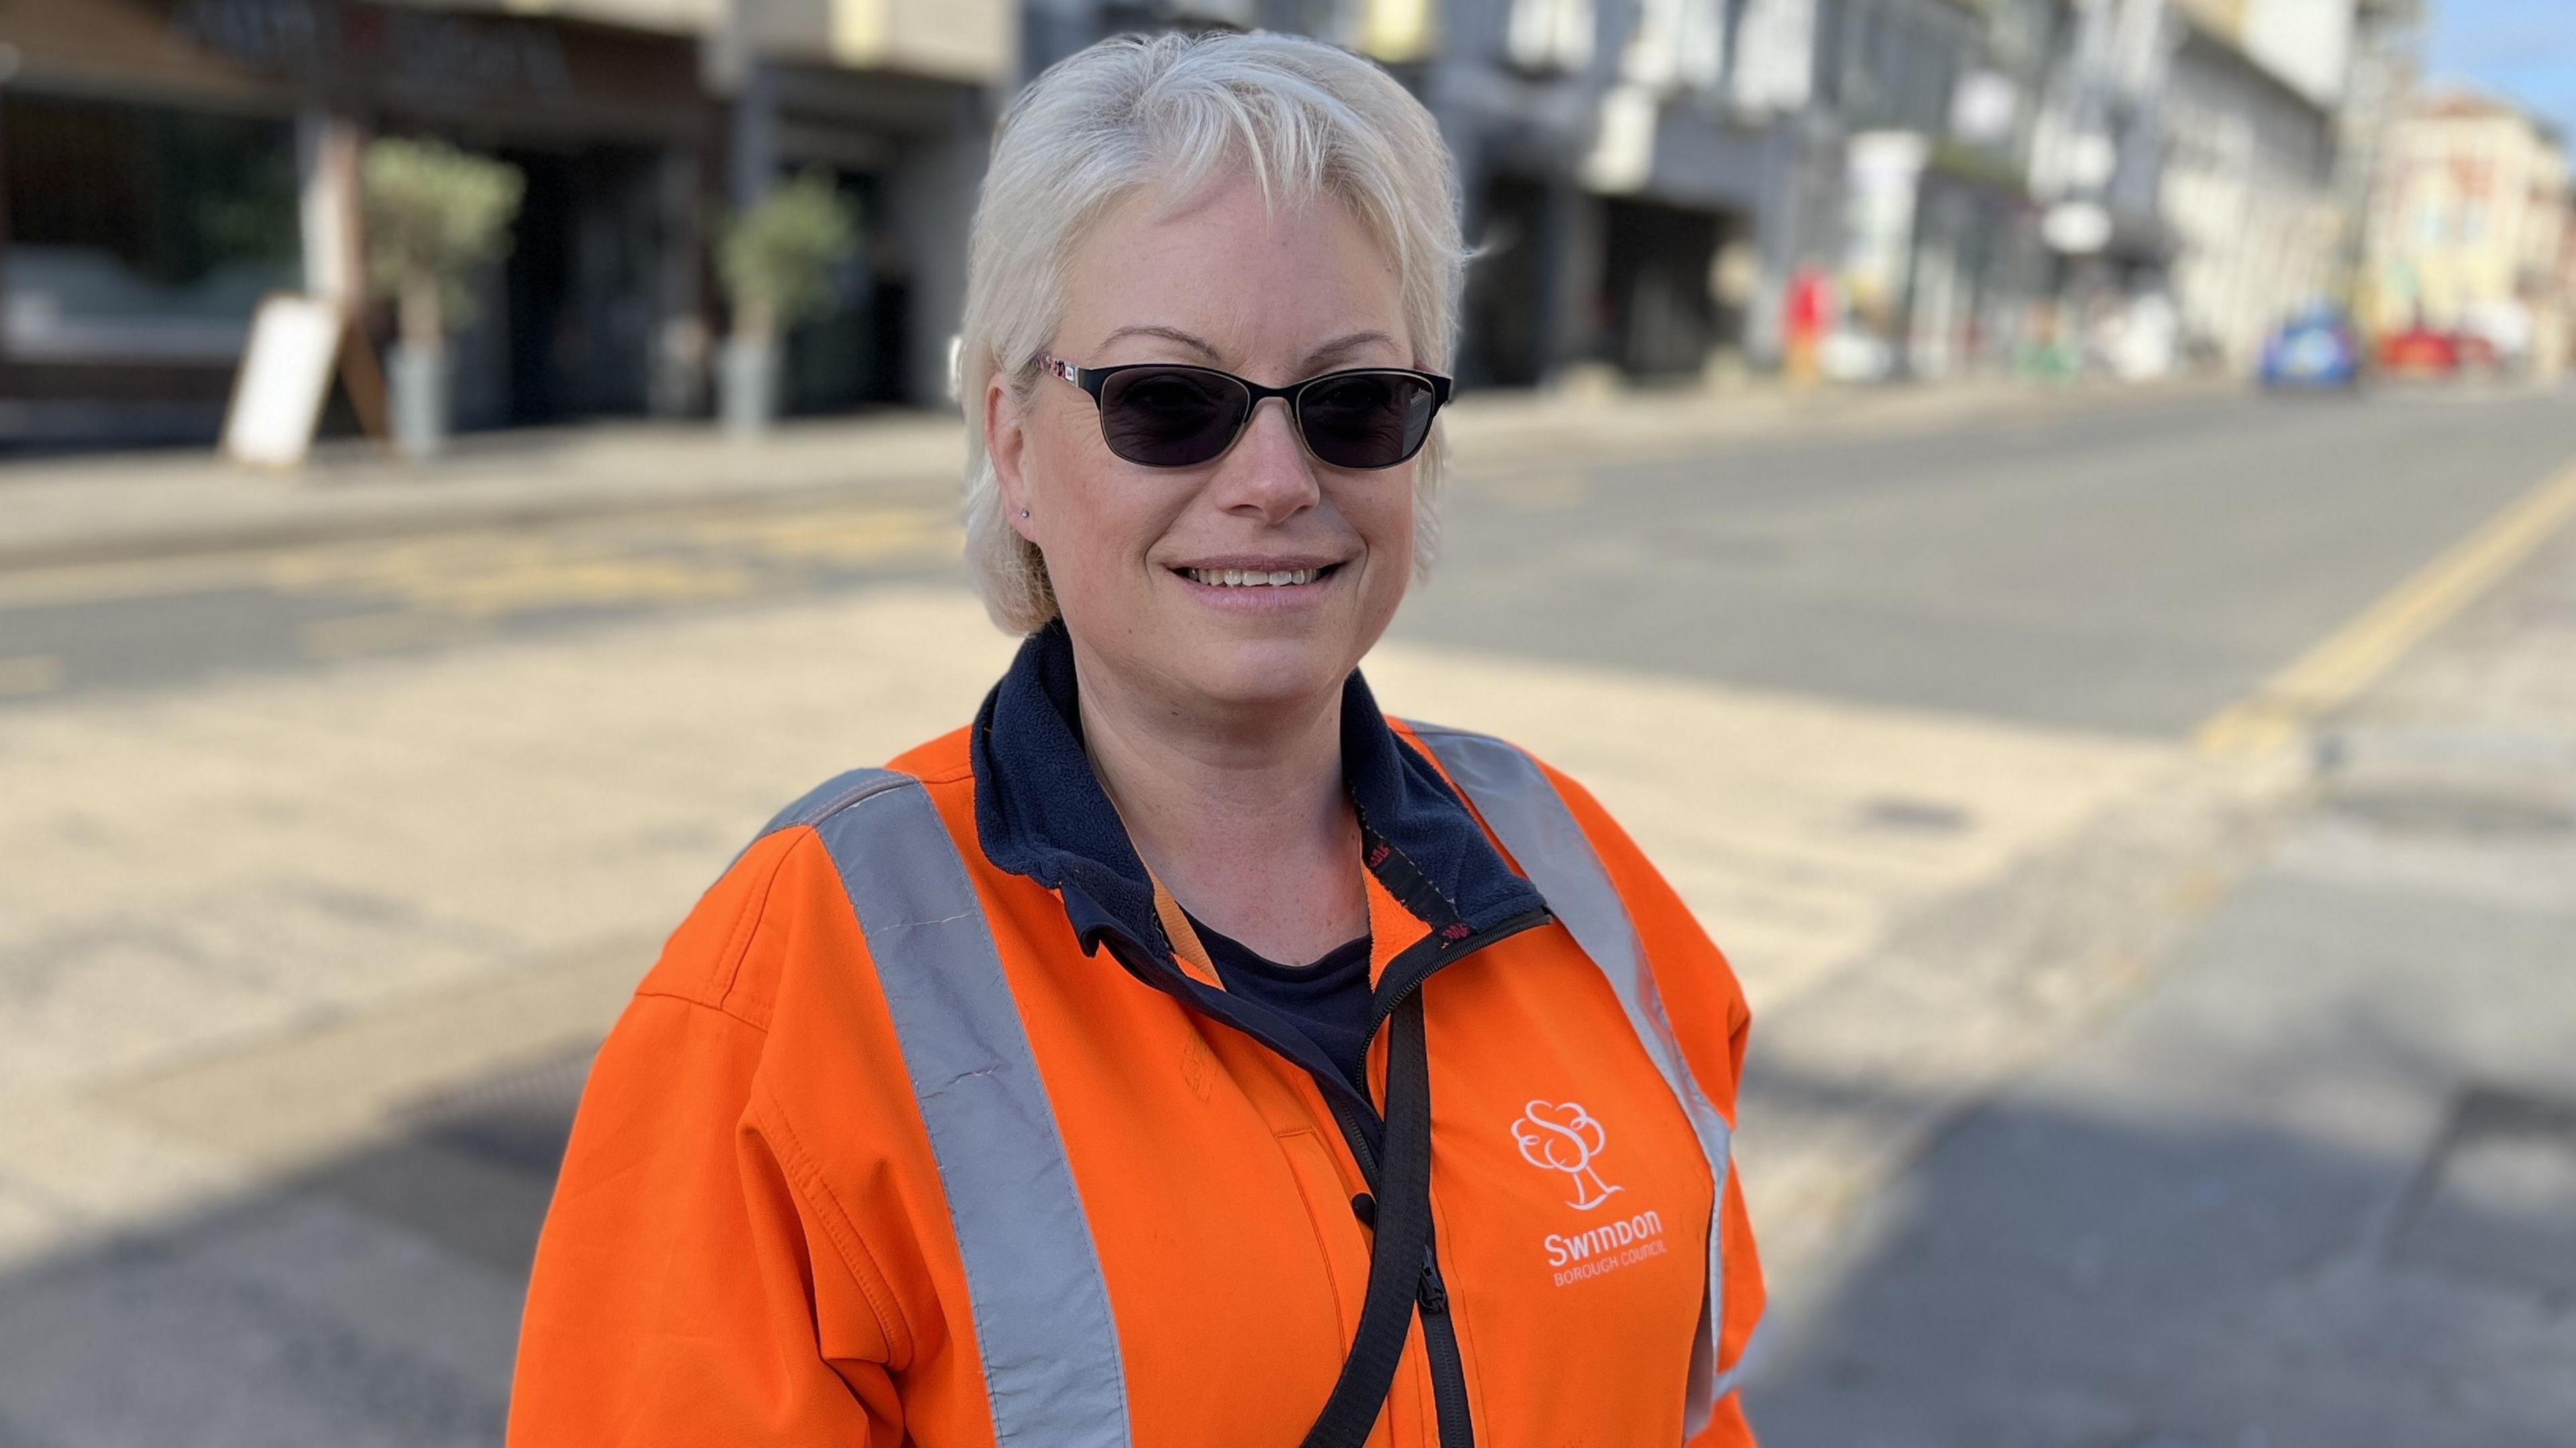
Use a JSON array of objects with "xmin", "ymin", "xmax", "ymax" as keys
[{"xmin": 1185, "ymin": 567, "xmax": 1322, "ymax": 587}]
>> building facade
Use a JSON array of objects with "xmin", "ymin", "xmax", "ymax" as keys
[
  {"xmin": 2158, "ymin": 0, "xmax": 2348, "ymax": 371},
  {"xmin": 0, "ymin": 0, "xmax": 1010, "ymax": 447},
  {"xmin": 2018, "ymin": 0, "xmax": 2406, "ymax": 380},
  {"xmin": 1, "ymin": 0, "xmax": 2428, "ymax": 450},
  {"xmin": 1817, "ymin": 0, "xmax": 2073, "ymax": 380},
  {"xmin": 720, "ymin": 0, "xmax": 1016, "ymax": 410},
  {"xmin": 1, "ymin": 0, "xmax": 720, "ymax": 444},
  {"xmin": 2365, "ymin": 87, "xmax": 2573, "ymax": 375},
  {"xmin": 1020, "ymin": 0, "xmax": 1841, "ymax": 388}
]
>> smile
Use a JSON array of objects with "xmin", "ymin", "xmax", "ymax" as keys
[{"xmin": 1177, "ymin": 564, "xmax": 1340, "ymax": 588}]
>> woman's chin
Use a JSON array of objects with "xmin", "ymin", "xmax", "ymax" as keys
[{"xmin": 1165, "ymin": 634, "xmax": 1362, "ymax": 715}]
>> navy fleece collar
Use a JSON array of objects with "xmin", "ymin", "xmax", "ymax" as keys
[{"xmin": 969, "ymin": 621, "xmax": 1546, "ymax": 960}]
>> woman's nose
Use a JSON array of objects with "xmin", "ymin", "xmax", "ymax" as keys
[{"xmin": 1214, "ymin": 398, "xmax": 1321, "ymax": 518}]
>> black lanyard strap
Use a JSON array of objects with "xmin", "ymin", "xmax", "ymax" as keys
[{"xmin": 1300, "ymin": 990, "xmax": 1436, "ymax": 1447}]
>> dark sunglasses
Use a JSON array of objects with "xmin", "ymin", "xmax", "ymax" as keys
[{"xmin": 1038, "ymin": 353, "xmax": 1454, "ymax": 470}]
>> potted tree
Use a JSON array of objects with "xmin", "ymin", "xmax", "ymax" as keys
[
  {"xmin": 718, "ymin": 170, "xmax": 860, "ymax": 435},
  {"xmin": 362, "ymin": 137, "xmax": 525, "ymax": 459}
]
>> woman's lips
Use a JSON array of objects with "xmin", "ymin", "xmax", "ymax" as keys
[
  {"xmin": 1167, "ymin": 560, "xmax": 1345, "ymax": 608},
  {"xmin": 1177, "ymin": 563, "xmax": 1334, "ymax": 588}
]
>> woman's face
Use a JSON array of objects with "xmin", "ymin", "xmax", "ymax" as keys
[{"xmin": 989, "ymin": 175, "xmax": 1418, "ymax": 720}]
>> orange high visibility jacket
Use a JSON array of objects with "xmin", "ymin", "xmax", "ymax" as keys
[{"xmin": 511, "ymin": 633, "xmax": 1764, "ymax": 1447}]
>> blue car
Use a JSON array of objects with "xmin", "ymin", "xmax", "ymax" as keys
[{"xmin": 2259, "ymin": 307, "xmax": 2363, "ymax": 389}]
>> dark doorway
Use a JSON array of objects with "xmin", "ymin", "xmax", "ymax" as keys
[
  {"xmin": 784, "ymin": 168, "xmax": 908, "ymax": 413},
  {"xmin": 1599, "ymin": 198, "xmax": 1730, "ymax": 380},
  {"xmin": 1461, "ymin": 172, "xmax": 1550, "ymax": 388},
  {"xmin": 497, "ymin": 144, "xmax": 661, "ymax": 425},
  {"xmin": 767, "ymin": 166, "xmax": 912, "ymax": 412}
]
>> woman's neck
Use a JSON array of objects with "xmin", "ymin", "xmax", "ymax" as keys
[{"xmin": 1071, "ymin": 641, "xmax": 1366, "ymax": 966}]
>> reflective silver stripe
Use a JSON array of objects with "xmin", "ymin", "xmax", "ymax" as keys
[
  {"xmin": 1413, "ymin": 728, "xmax": 1752, "ymax": 1429},
  {"xmin": 771, "ymin": 769, "xmax": 1132, "ymax": 1447}
]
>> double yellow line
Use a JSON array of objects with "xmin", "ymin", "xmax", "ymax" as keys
[{"xmin": 2196, "ymin": 455, "xmax": 2576, "ymax": 756}]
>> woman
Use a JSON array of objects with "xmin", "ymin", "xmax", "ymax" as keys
[{"xmin": 511, "ymin": 31, "xmax": 1762, "ymax": 1448}]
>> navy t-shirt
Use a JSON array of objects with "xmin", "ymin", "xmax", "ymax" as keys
[{"xmin": 1187, "ymin": 913, "xmax": 1375, "ymax": 1091}]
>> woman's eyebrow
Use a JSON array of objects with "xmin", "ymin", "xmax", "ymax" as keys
[
  {"xmin": 1091, "ymin": 326, "xmax": 1401, "ymax": 373},
  {"xmin": 1097, "ymin": 324, "xmax": 1225, "ymax": 361},
  {"xmin": 1298, "ymin": 330, "xmax": 1400, "ymax": 372}
]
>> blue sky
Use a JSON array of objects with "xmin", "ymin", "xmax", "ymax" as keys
[{"xmin": 2427, "ymin": 0, "xmax": 2576, "ymax": 136}]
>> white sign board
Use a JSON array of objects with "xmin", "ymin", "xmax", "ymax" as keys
[
  {"xmin": 221, "ymin": 293, "xmax": 342, "ymax": 469},
  {"xmin": 2043, "ymin": 201, "xmax": 2114, "ymax": 256},
  {"xmin": 1950, "ymin": 70, "xmax": 2018, "ymax": 144},
  {"xmin": 1842, "ymin": 131, "xmax": 1927, "ymax": 315},
  {"xmin": 1731, "ymin": 0, "xmax": 1815, "ymax": 114},
  {"xmin": 1580, "ymin": 85, "xmax": 1659, "ymax": 195}
]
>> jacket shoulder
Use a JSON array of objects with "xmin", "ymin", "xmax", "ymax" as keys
[
  {"xmin": 1391, "ymin": 717, "xmax": 1588, "ymax": 810},
  {"xmin": 639, "ymin": 727, "xmax": 976, "ymax": 1025},
  {"xmin": 751, "ymin": 725, "xmax": 972, "ymax": 842}
]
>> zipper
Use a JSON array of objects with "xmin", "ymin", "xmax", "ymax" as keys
[
  {"xmin": 1322, "ymin": 907, "xmax": 1551, "ymax": 1448},
  {"xmin": 1415, "ymin": 1249, "xmax": 1473, "ymax": 1448},
  {"xmin": 1328, "ymin": 976, "xmax": 1479, "ymax": 1448}
]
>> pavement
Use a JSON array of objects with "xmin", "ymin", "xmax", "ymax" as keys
[{"xmin": 0, "ymin": 381, "xmax": 2570, "ymax": 1446}]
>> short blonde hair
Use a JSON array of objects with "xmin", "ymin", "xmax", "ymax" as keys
[{"xmin": 957, "ymin": 30, "xmax": 1467, "ymax": 634}]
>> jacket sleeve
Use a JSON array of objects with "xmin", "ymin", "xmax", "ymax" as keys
[
  {"xmin": 1535, "ymin": 759, "xmax": 1766, "ymax": 1448},
  {"xmin": 508, "ymin": 835, "xmax": 905, "ymax": 1446}
]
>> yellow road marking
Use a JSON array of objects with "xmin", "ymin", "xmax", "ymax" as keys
[
  {"xmin": 2196, "ymin": 455, "xmax": 2576, "ymax": 755},
  {"xmin": 266, "ymin": 535, "xmax": 758, "ymax": 618},
  {"xmin": 0, "ymin": 655, "xmax": 65, "ymax": 696}
]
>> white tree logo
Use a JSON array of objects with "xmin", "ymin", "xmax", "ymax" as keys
[{"xmin": 1511, "ymin": 1100, "xmax": 1623, "ymax": 1211}]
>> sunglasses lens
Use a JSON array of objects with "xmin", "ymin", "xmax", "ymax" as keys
[
  {"xmin": 1297, "ymin": 372, "xmax": 1440, "ymax": 469},
  {"xmin": 1097, "ymin": 368, "xmax": 1249, "ymax": 467}
]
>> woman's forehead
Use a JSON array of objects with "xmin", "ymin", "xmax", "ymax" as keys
[{"xmin": 1060, "ymin": 180, "xmax": 1406, "ymax": 362}]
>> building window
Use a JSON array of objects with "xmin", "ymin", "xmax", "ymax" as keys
[
  {"xmin": 1507, "ymin": 0, "xmax": 1595, "ymax": 74},
  {"xmin": 3, "ymin": 93, "xmax": 301, "ymax": 362}
]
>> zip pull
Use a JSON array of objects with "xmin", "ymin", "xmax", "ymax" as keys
[{"xmin": 1416, "ymin": 1247, "xmax": 1449, "ymax": 1315}]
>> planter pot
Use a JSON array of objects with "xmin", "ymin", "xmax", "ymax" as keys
[
  {"xmin": 720, "ymin": 334, "xmax": 782, "ymax": 437},
  {"xmin": 388, "ymin": 341, "xmax": 452, "ymax": 460}
]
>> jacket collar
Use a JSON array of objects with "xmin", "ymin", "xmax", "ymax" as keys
[{"xmin": 969, "ymin": 620, "xmax": 1548, "ymax": 967}]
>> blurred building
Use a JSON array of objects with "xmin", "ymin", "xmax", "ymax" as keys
[
  {"xmin": 2155, "ymin": 0, "xmax": 2353, "ymax": 372},
  {"xmin": 1023, "ymin": 1, "xmax": 2105, "ymax": 388},
  {"xmin": 1023, "ymin": 1, "xmax": 1829, "ymax": 390},
  {"xmin": 1, "ymin": 0, "xmax": 2453, "ymax": 449},
  {"xmin": 2363, "ymin": 86, "xmax": 2574, "ymax": 376},
  {"xmin": 0, "ymin": 0, "xmax": 1010, "ymax": 448},
  {"xmin": 1819, "ymin": 0, "xmax": 2072, "ymax": 382},
  {"xmin": 2328, "ymin": 0, "xmax": 2422, "ymax": 298},
  {"xmin": 2018, "ymin": 0, "xmax": 2426, "ymax": 381},
  {"xmin": 1, "ymin": 0, "xmax": 708, "ymax": 445},
  {"xmin": 719, "ymin": 0, "xmax": 1015, "ymax": 411}
]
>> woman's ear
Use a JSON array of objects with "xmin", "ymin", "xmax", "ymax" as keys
[{"xmin": 987, "ymin": 373, "xmax": 1038, "ymax": 544}]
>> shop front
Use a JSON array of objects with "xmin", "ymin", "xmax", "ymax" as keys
[{"xmin": 0, "ymin": 0, "xmax": 713, "ymax": 447}]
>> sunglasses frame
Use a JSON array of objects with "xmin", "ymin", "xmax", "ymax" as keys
[{"xmin": 1037, "ymin": 353, "xmax": 1454, "ymax": 471}]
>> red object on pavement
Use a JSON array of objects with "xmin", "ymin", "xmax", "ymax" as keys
[
  {"xmin": 1786, "ymin": 266, "xmax": 1829, "ymax": 341},
  {"xmin": 2377, "ymin": 327, "xmax": 2460, "ymax": 376}
]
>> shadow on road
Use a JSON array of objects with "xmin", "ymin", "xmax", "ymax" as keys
[
  {"xmin": 1745, "ymin": 1080, "xmax": 2576, "ymax": 1448},
  {"xmin": 0, "ymin": 1046, "xmax": 594, "ymax": 1447}
]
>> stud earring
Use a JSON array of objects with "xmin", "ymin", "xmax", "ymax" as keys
[{"xmin": 1019, "ymin": 508, "xmax": 1031, "ymax": 518}]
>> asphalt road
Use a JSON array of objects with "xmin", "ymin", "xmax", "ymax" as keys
[
  {"xmin": 3, "ymin": 387, "xmax": 2574, "ymax": 743},
  {"xmin": 1406, "ymin": 386, "xmax": 2576, "ymax": 736}
]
